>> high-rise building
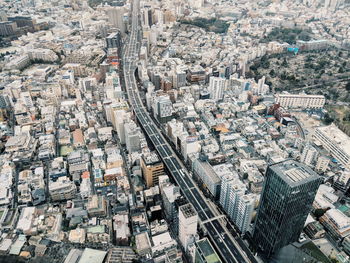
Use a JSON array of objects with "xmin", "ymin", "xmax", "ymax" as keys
[
  {"xmin": 0, "ymin": 21, "xmax": 17, "ymax": 36},
  {"xmin": 173, "ymin": 70, "xmax": 186, "ymax": 88},
  {"xmin": 208, "ymin": 77, "xmax": 225, "ymax": 101},
  {"xmin": 333, "ymin": 170, "xmax": 350, "ymax": 193},
  {"xmin": 124, "ymin": 121, "xmax": 140, "ymax": 153},
  {"xmin": 219, "ymin": 175, "xmax": 255, "ymax": 234},
  {"xmin": 235, "ymin": 194, "xmax": 256, "ymax": 234},
  {"xmin": 106, "ymin": 32, "xmax": 122, "ymax": 49},
  {"xmin": 106, "ymin": 6, "xmax": 125, "ymax": 34},
  {"xmin": 253, "ymin": 160, "xmax": 321, "ymax": 258},
  {"xmin": 153, "ymin": 95, "xmax": 173, "ymax": 123},
  {"xmin": 300, "ymin": 144, "xmax": 318, "ymax": 166},
  {"xmin": 178, "ymin": 203, "xmax": 198, "ymax": 251},
  {"xmin": 161, "ymin": 184, "xmax": 181, "ymax": 221},
  {"xmin": 192, "ymin": 159, "xmax": 221, "ymax": 199},
  {"xmin": 8, "ymin": 16, "xmax": 35, "ymax": 30},
  {"xmin": 0, "ymin": 94, "xmax": 12, "ymax": 109},
  {"xmin": 142, "ymin": 6, "xmax": 153, "ymax": 27},
  {"xmin": 141, "ymin": 151, "xmax": 164, "ymax": 188}
]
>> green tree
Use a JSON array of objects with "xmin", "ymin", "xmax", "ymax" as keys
[
  {"xmin": 314, "ymin": 208, "xmax": 327, "ymax": 219},
  {"xmin": 282, "ymin": 58, "xmax": 288, "ymax": 67},
  {"xmin": 323, "ymin": 113, "xmax": 334, "ymax": 125},
  {"xmin": 345, "ymin": 81, "xmax": 350, "ymax": 91}
]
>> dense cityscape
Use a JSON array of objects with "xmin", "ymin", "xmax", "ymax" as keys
[{"xmin": 0, "ymin": 0, "xmax": 350, "ymax": 262}]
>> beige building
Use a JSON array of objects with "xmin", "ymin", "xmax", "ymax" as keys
[
  {"xmin": 141, "ymin": 152, "xmax": 164, "ymax": 188},
  {"xmin": 5, "ymin": 134, "xmax": 33, "ymax": 153},
  {"xmin": 68, "ymin": 228, "xmax": 86, "ymax": 243},
  {"xmin": 86, "ymin": 225, "xmax": 110, "ymax": 243},
  {"xmin": 49, "ymin": 176, "xmax": 77, "ymax": 201},
  {"xmin": 87, "ymin": 195, "xmax": 107, "ymax": 217},
  {"xmin": 275, "ymin": 93, "xmax": 325, "ymax": 109},
  {"xmin": 135, "ymin": 232, "xmax": 151, "ymax": 256}
]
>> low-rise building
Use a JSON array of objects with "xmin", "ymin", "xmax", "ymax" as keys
[
  {"xmin": 87, "ymin": 195, "xmax": 107, "ymax": 217},
  {"xmin": 106, "ymin": 247, "xmax": 136, "ymax": 263},
  {"xmin": 69, "ymin": 228, "xmax": 86, "ymax": 243},
  {"xmin": 275, "ymin": 93, "xmax": 325, "ymax": 109},
  {"xmin": 135, "ymin": 232, "xmax": 151, "ymax": 256},
  {"xmin": 304, "ymin": 221, "xmax": 326, "ymax": 239},
  {"xmin": 86, "ymin": 225, "xmax": 110, "ymax": 243},
  {"xmin": 188, "ymin": 238, "xmax": 221, "ymax": 263},
  {"xmin": 314, "ymin": 124, "xmax": 350, "ymax": 169},
  {"xmin": 320, "ymin": 209, "xmax": 350, "ymax": 243},
  {"xmin": 49, "ymin": 176, "xmax": 77, "ymax": 201}
]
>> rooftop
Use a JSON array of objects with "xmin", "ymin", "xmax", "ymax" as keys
[
  {"xmin": 64, "ymin": 249, "xmax": 83, "ymax": 263},
  {"xmin": 196, "ymin": 238, "xmax": 222, "ymax": 263},
  {"xmin": 142, "ymin": 151, "xmax": 161, "ymax": 165},
  {"xmin": 152, "ymin": 231, "xmax": 173, "ymax": 247},
  {"xmin": 135, "ymin": 232, "xmax": 151, "ymax": 252},
  {"xmin": 78, "ymin": 248, "xmax": 107, "ymax": 263},
  {"xmin": 270, "ymin": 160, "xmax": 320, "ymax": 186},
  {"xmin": 324, "ymin": 209, "xmax": 350, "ymax": 229},
  {"xmin": 180, "ymin": 203, "xmax": 197, "ymax": 218},
  {"xmin": 316, "ymin": 124, "xmax": 350, "ymax": 157}
]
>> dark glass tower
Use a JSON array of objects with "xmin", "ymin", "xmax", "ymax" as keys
[{"xmin": 253, "ymin": 160, "xmax": 321, "ymax": 258}]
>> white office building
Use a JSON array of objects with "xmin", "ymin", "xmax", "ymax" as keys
[
  {"xmin": 178, "ymin": 203, "xmax": 198, "ymax": 251},
  {"xmin": 300, "ymin": 144, "xmax": 318, "ymax": 166},
  {"xmin": 314, "ymin": 124, "xmax": 350, "ymax": 168},
  {"xmin": 220, "ymin": 173, "xmax": 239, "ymax": 212},
  {"xmin": 154, "ymin": 95, "xmax": 173, "ymax": 123},
  {"xmin": 220, "ymin": 175, "xmax": 255, "ymax": 234},
  {"xmin": 235, "ymin": 194, "xmax": 256, "ymax": 234},
  {"xmin": 227, "ymin": 181, "xmax": 246, "ymax": 221},
  {"xmin": 192, "ymin": 160, "xmax": 221, "ymax": 199},
  {"xmin": 315, "ymin": 155, "xmax": 330, "ymax": 173},
  {"xmin": 162, "ymin": 184, "xmax": 181, "ymax": 221},
  {"xmin": 124, "ymin": 121, "xmax": 141, "ymax": 153},
  {"xmin": 208, "ymin": 77, "xmax": 225, "ymax": 101}
]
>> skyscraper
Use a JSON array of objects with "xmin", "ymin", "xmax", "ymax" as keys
[
  {"xmin": 106, "ymin": 32, "xmax": 122, "ymax": 49},
  {"xmin": 208, "ymin": 77, "xmax": 225, "ymax": 101},
  {"xmin": 106, "ymin": 6, "xmax": 125, "ymax": 34},
  {"xmin": 178, "ymin": 203, "xmax": 198, "ymax": 251},
  {"xmin": 142, "ymin": 6, "xmax": 153, "ymax": 28},
  {"xmin": 253, "ymin": 160, "xmax": 321, "ymax": 258}
]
